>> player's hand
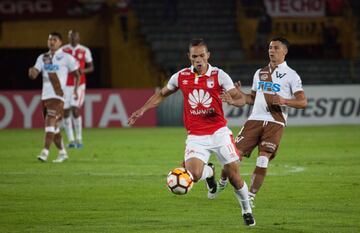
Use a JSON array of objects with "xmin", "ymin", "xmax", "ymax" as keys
[
  {"xmin": 128, "ymin": 109, "xmax": 144, "ymax": 126},
  {"xmin": 234, "ymin": 81, "xmax": 242, "ymax": 91},
  {"xmin": 220, "ymin": 91, "xmax": 234, "ymax": 105},
  {"xmin": 273, "ymin": 94, "xmax": 286, "ymax": 105},
  {"xmin": 28, "ymin": 67, "xmax": 38, "ymax": 80}
]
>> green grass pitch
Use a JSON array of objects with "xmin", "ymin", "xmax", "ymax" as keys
[{"xmin": 0, "ymin": 125, "xmax": 359, "ymax": 233}]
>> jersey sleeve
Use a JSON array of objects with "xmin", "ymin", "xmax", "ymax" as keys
[
  {"xmin": 85, "ymin": 47, "xmax": 93, "ymax": 63},
  {"xmin": 34, "ymin": 55, "xmax": 43, "ymax": 72},
  {"xmin": 290, "ymin": 72, "xmax": 304, "ymax": 94},
  {"xmin": 251, "ymin": 69, "xmax": 260, "ymax": 91},
  {"xmin": 218, "ymin": 69, "xmax": 235, "ymax": 91},
  {"xmin": 167, "ymin": 72, "xmax": 179, "ymax": 90},
  {"xmin": 67, "ymin": 54, "xmax": 80, "ymax": 72}
]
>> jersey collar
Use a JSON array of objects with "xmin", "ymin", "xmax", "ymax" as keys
[{"xmin": 190, "ymin": 64, "xmax": 213, "ymax": 77}]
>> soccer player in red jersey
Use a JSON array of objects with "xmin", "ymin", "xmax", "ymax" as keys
[
  {"xmin": 62, "ymin": 30, "xmax": 94, "ymax": 148},
  {"xmin": 128, "ymin": 39, "xmax": 255, "ymax": 226}
]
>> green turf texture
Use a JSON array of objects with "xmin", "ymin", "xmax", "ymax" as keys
[{"xmin": 0, "ymin": 125, "xmax": 359, "ymax": 233}]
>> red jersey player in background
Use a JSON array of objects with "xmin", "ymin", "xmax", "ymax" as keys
[
  {"xmin": 128, "ymin": 39, "xmax": 256, "ymax": 226},
  {"xmin": 62, "ymin": 30, "xmax": 94, "ymax": 148}
]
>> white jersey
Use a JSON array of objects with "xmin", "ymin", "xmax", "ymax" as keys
[
  {"xmin": 34, "ymin": 49, "xmax": 79, "ymax": 101},
  {"xmin": 248, "ymin": 61, "xmax": 303, "ymax": 126}
]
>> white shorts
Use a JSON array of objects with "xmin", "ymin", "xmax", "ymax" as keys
[
  {"xmin": 184, "ymin": 126, "xmax": 240, "ymax": 166},
  {"xmin": 64, "ymin": 84, "xmax": 86, "ymax": 109}
]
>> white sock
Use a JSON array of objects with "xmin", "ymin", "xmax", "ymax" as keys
[
  {"xmin": 200, "ymin": 164, "xmax": 214, "ymax": 181},
  {"xmin": 63, "ymin": 117, "xmax": 75, "ymax": 142},
  {"xmin": 219, "ymin": 177, "xmax": 228, "ymax": 186},
  {"xmin": 249, "ymin": 191, "xmax": 256, "ymax": 198},
  {"xmin": 234, "ymin": 182, "xmax": 252, "ymax": 214},
  {"xmin": 73, "ymin": 116, "xmax": 82, "ymax": 143},
  {"xmin": 41, "ymin": 148, "xmax": 49, "ymax": 155},
  {"xmin": 59, "ymin": 148, "xmax": 67, "ymax": 155}
]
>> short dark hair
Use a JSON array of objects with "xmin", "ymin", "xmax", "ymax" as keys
[
  {"xmin": 189, "ymin": 38, "xmax": 208, "ymax": 50},
  {"xmin": 270, "ymin": 37, "xmax": 290, "ymax": 49},
  {"xmin": 49, "ymin": 32, "xmax": 63, "ymax": 41}
]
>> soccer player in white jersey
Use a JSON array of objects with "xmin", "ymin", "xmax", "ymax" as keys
[
  {"xmin": 28, "ymin": 32, "xmax": 80, "ymax": 163},
  {"xmin": 128, "ymin": 39, "xmax": 256, "ymax": 226},
  {"xmin": 219, "ymin": 37, "xmax": 308, "ymax": 207},
  {"xmin": 62, "ymin": 30, "xmax": 94, "ymax": 148}
]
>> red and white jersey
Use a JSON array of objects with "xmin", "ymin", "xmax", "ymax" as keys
[
  {"xmin": 62, "ymin": 44, "xmax": 93, "ymax": 86},
  {"xmin": 249, "ymin": 61, "xmax": 304, "ymax": 126},
  {"xmin": 34, "ymin": 49, "xmax": 79, "ymax": 101},
  {"xmin": 167, "ymin": 64, "xmax": 235, "ymax": 135}
]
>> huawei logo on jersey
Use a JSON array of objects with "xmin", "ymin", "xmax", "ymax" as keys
[{"xmin": 188, "ymin": 89, "xmax": 212, "ymax": 109}]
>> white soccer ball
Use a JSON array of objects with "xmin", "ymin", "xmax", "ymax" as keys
[{"xmin": 166, "ymin": 167, "xmax": 194, "ymax": 195}]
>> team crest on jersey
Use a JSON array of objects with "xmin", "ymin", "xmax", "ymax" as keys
[
  {"xmin": 275, "ymin": 71, "xmax": 286, "ymax": 79},
  {"xmin": 55, "ymin": 54, "xmax": 63, "ymax": 61},
  {"xmin": 207, "ymin": 78, "xmax": 214, "ymax": 88},
  {"xmin": 77, "ymin": 53, "xmax": 83, "ymax": 59},
  {"xmin": 188, "ymin": 89, "xmax": 212, "ymax": 109},
  {"xmin": 182, "ymin": 80, "xmax": 188, "ymax": 85},
  {"xmin": 42, "ymin": 53, "xmax": 52, "ymax": 64},
  {"xmin": 260, "ymin": 74, "xmax": 268, "ymax": 81}
]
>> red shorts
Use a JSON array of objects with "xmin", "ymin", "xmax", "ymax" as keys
[{"xmin": 235, "ymin": 120, "xmax": 284, "ymax": 160}]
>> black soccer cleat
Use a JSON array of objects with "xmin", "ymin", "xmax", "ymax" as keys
[
  {"xmin": 206, "ymin": 163, "xmax": 217, "ymax": 198},
  {"xmin": 243, "ymin": 213, "xmax": 256, "ymax": 226}
]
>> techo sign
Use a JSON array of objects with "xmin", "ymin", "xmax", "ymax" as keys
[
  {"xmin": 225, "ymin": 85, "xmax": 360, "ymax": 126},
  {"xmin": 0, "ymin": 89, "xmax": 156, "ymax": 129}
]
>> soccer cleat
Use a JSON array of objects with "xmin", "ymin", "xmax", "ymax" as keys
[
  {"xmin": 243, "ymin": 213, "xmax": 256, "ymax": 226},
  {"xmin": 206, "ymin": 163, "xmax": 217, "ymax": 199},
  {"xmin": 52, "ymin": 152, "xmax": 68, "ymax": 163},
  {"xmin": 37, "ymin": 152, "xmax": 48, "ymax": 162},
  {"xmin": 76, "ymin": 143, "xmax": 83, "ymax": 149},
  {"xmin": 67, "ymin": 142, "xmax": 77, "ymax": 148},
  {"xmin": 249, "ymin": 195, "xmax": 255, "ymax": 208}
]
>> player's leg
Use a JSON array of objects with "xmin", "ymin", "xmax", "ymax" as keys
[
  {"xmin": 71, "ymin": 84, "xmax": 85, "ymax": 148},
  {"xmin": 212, "ymin": 127, "xmax": 255, "ymax": 226},
  {"xmin": 215, "ymin": 121, "xmax": 261, "ymax": 197},
  {"xmin": 184, "ymin": 135, "xmax": 215, "ymax": 193},
  {"xmin": 63, "ymin": 86, "xmax": 76, "ymax": 147},
  {"xmin": 248, "ymin": 121, "xmax": 284, "ymax": 206},
  {"xmin": 38, "ymin": 100, "xmax": 60, "ymax": 162},
  {"xmin": 53, "ymin": 114, "xmax": 68, "ymax": 163},
  {"xmin": 72, "ymin": 106, "xmax": 82, "ymax": 147}
]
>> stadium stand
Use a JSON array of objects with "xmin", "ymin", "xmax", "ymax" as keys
[{"xmin": 132, "ymin": 0, "xmax": 359, "ymax": 85}]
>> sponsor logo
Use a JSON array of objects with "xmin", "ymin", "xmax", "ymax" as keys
[
  {"xmin": 188, "ymin": 89, "xmax": 212, "ymax": 109},
  {"xmin": 257, "ymin": 81, "xmax": 281, "ymax": 92},
  {"xmin": 44, "ymin": 64, "xmax": 59, "ymax": 71},
  {"xmin": 181, "ymin": 71, "xmax": 191, "ymax": 75},
  {"xmin": 55, "ymin": 55, "xmax": 63, "ymax": 61},
  {"xmin": 261, "ymin": 141, "xmax": 277, "ymax": 151},
  {"xmin": 190, "ymin": 108, "xmax": 215, "ymax": 115},
  {"xmin": 276, "ymin": 71, "xmax": 286, "ymax": 79}
]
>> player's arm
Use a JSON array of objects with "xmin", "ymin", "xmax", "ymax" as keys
[
  {"xmin": 273, "ymin": 91, "xmax": 307, "ymax": 109},
  {"xmin": 221, "ymin": 81, "xmax": 246, "ymax": 107},
  {"xmin": 28, "ymin": 67, "xmax": 40, "ymax": 80},
  {"xmin": 128, "ymin": 86, "xmax": 176, "ymax": 126},
  {"xmin": 71, "ymin": 69, "xmax": 81, "ymax": 100},
  {"xmin": 81, "ymin": 62, "xmax": 94, "ymax": 74},
  {"xmin": 244, "ymin": 91, "xmax": 256, "ymax": 105}
]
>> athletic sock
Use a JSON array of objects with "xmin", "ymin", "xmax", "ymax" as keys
[
  {"xmin": 63, "ymin": 117, "xmax": 75, "ymax": 142},
  {"xmin": 200, "ymin": 164, "xmax": 214, "ymax": 181},
  {"xmin": 234, "ymin": 182, "xmax": 252, "ymax": 214},
  {"xmin": 73, "ymin": 116, "xmax": 82, "ymax": 143}
]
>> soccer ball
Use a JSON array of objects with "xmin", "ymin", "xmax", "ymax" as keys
[{"xmin": 166, "ymin": 167, "xmax": 194, "ymax": 195}]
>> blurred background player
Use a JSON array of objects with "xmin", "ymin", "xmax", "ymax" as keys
[
  {"xmin": 128, "ymin": 38, "xmax": 255, "ymax": 226},
  {"xmin": 218, "ymin": 37, "xmax": 308, "ymax": 207},
  {"xmin": 28, "ymin": 32, "xmax": 80, "ymax": 163},
  {"xmin": 62, "ymin": 29, "xmax": 94, "ymax": 148}
]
